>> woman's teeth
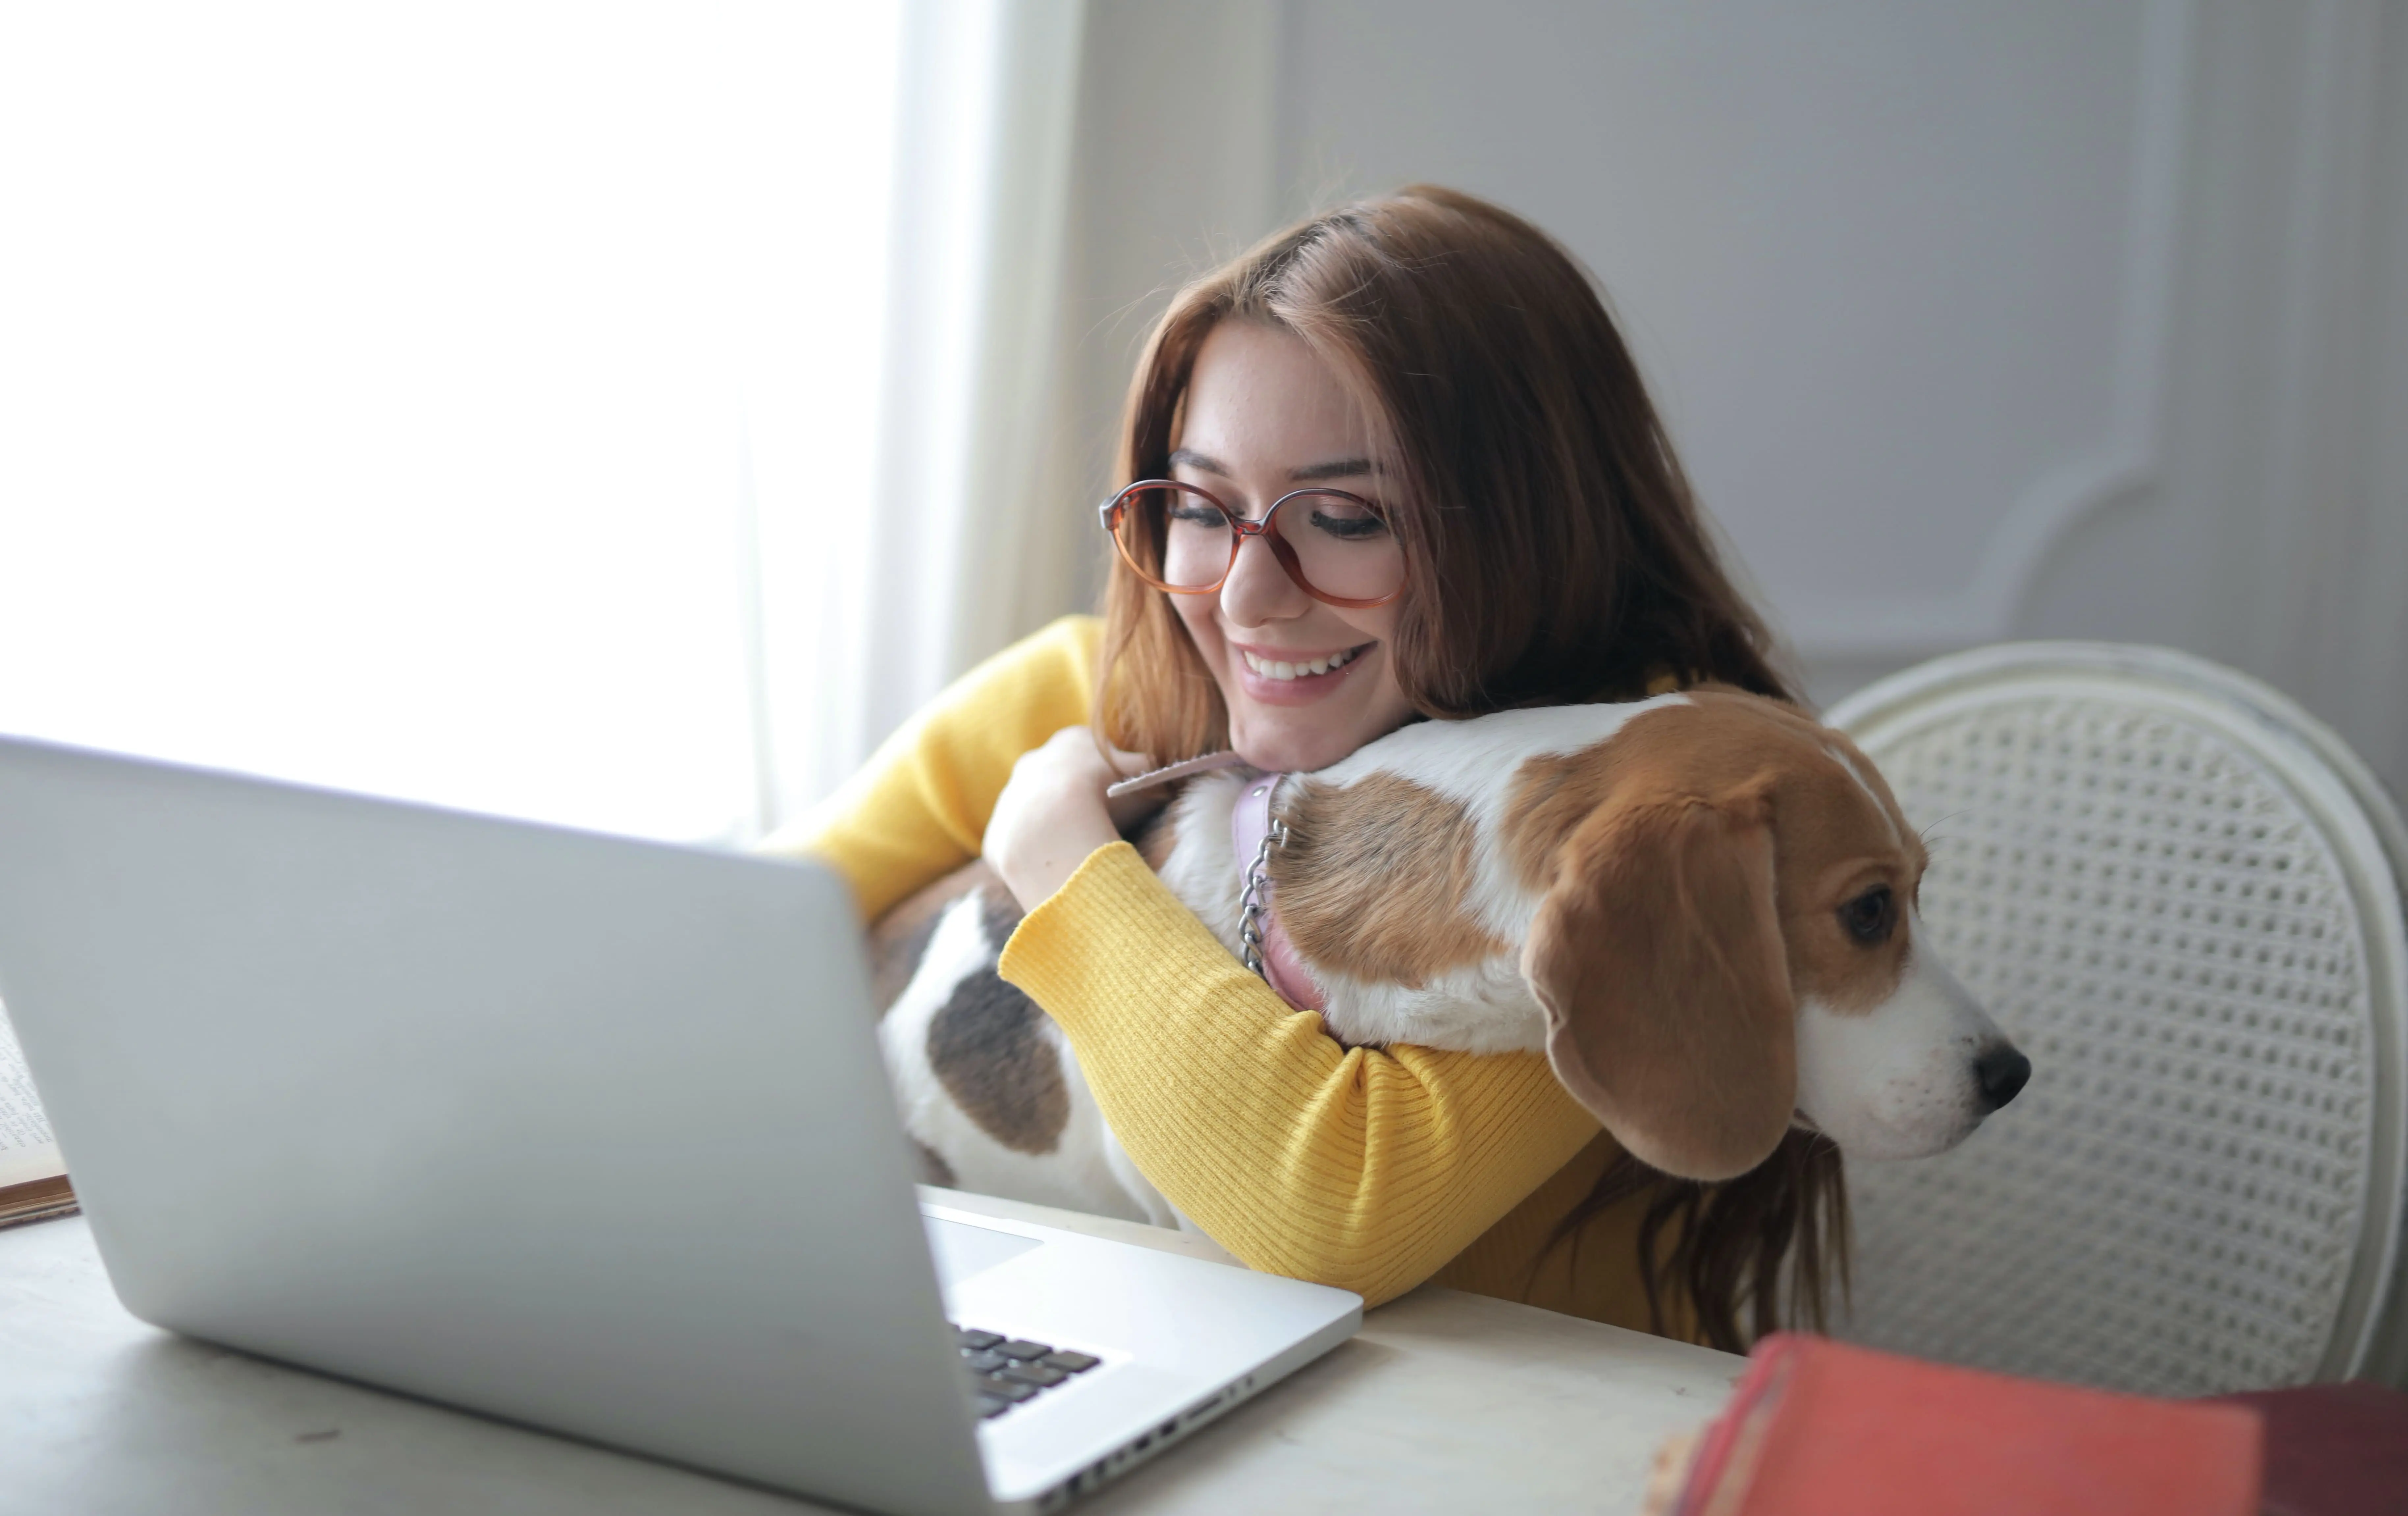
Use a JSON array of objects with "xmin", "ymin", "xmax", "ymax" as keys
[{"xmin": 1242, "ymin": 646, "xmax": 1360, "ymax": 681}]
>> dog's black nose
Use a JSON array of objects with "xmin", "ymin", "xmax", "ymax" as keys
[{"xmin": 1973, "ymin": 1045, "xmax": 2031, "ymax": 1112}]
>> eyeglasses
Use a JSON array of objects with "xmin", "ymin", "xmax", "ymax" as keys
[{"xmin": 1098, "ymin": 480, "xmax": 1406, "ymax": 609}]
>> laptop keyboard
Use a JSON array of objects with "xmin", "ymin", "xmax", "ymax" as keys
[{"xmin": 955, "ymin": 1326, "xmax": 1101, "ymax": 1419}]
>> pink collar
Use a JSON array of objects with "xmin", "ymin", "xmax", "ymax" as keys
[{"xmin": 1230, "ymin": 771, "xmax": 1326, "ymax": 1013}]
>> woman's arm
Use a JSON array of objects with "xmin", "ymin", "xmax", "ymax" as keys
[
  {"xmin": 1001, "ymin": 842, "xmax": 1601, "ymax": 1306},
  {"xmin": 757, "ymin": 616, "xmax": 1103, "ymax": 920}
]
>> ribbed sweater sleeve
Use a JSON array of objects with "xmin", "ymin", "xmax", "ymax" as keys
[{"xmin": 999, "ymin": 843, "xmax": 1602, "ymax": 1306}]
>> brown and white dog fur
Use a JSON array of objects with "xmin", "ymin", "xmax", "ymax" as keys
[{"xmin": 872, "ymin": 688, "xmax": 2027, "ymax": 1233}]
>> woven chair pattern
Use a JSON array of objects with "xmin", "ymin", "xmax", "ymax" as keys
[{"xmin": 1837, "ymin": 683, "xmax": 2385, "ymax": 1394}]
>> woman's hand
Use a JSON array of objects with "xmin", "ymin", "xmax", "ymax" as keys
[{"xmin": 983, "ymin": 727, "xmax": 1156, "ymax": 913}]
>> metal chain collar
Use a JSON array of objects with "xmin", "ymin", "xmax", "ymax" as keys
[{"xmin": 1235, "ymin": 813, "xmax": 1289, "ymax": 978}]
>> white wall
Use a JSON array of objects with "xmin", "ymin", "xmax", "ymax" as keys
[{"xmin": 1051, "ymin": 0, "xmax": 2407, "ymax": 801}]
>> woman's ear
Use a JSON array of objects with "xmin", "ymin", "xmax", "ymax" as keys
[{"xmin": 1522, "ymin": 783, "xmax": 1795, "ymax": 1181}]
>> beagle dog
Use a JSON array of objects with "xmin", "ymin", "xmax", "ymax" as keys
[{"xmin": 872, "ymin": 688, "xmax": 2029, "ymax": 1232}]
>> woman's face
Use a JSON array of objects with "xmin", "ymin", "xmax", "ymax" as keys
[{"xmin": 1169, "ymin": 320, "xmax": 1417, "ymax": 773}]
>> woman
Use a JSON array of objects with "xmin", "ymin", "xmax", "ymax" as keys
[{"xmin": 772, "ymin": 186, "xmax": 1835, "ymax": 1349}]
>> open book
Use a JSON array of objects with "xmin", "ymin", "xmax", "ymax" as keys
[{"xmin": 1, "ymin": 1000, "xmax": 76, "ymax": 1229}]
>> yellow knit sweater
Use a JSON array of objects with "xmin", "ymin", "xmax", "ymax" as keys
[{"xmin": 766, "ymin": 615, "xmax": 1685, "ymax": 1334}]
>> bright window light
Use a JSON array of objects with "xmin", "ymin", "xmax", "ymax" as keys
[{"xmin": 0, "ymin": 5, "xmax": 901, "ymax": 842}]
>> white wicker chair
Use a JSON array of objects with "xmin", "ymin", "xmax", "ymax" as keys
[{"xmin": 1825, "ymin": 643, "xmax": 2408, "ymax": 1394}]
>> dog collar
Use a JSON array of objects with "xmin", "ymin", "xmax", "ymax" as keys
[
  {"xmin": 1105, "ymin": 749, "xmax": 1246, "ymax": 800},
  {"xmin": 1230, "ymin": 771, "xmax": 1326, "ymax": 1014}
]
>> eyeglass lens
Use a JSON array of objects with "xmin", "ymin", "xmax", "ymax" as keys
[{"xmin": 1115, "ymin": 484, "xmax": 1403, "ymax": 603}]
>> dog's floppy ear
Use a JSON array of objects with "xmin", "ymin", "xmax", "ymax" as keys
[{"xmin": 1523, "ymin": 783, "xmax": 1795, "ymax": 1182}]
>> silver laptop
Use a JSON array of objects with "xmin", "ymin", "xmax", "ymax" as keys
[{"xmin": 0, "ymin": 734, "xmax": 1360, "ymax": 1515}]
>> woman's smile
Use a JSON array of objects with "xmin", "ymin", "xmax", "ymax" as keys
[{"xmin": 1235, "ymin": 640, "xmax": 1375, "ymax": 700}]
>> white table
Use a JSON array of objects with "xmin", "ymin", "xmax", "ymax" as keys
[{"xmin": 0, "ymin": 1192, "xmax": 1741, "ymax": 1515}]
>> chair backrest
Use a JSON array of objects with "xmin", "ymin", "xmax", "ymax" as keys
[{"xmin": 1826, "ymin": 643, "xmax": 2408, "ymax": 1394}]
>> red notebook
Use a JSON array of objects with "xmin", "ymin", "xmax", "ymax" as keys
[{"xmin": 1652, "ymin": 1334, "xmax": 2264, "ymax": 1516}]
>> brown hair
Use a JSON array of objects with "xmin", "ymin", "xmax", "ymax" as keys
[
  {"xmin": 1094, "ymin": 185, "xmax": 1834, "ymax": 1347},
  {"xmin": 1550, "ymin": 1132, "xmax": 1849, "ymax": 1354}
]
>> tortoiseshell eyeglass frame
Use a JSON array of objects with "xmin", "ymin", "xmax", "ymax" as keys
[{"xmin": 1096, "ymin": 478, "xmax": 1406, "ymax": 611}]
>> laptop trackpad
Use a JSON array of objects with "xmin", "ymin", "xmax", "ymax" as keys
[{"xmin": 924, "ymin": 1215, "xmax": 1045, "ymax": 1291}]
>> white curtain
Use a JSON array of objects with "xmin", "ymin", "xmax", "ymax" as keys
[
  {"xmin": 0, "ymin": 3, "xmax": 1091, "ymax": 846},
  {"xmin": 753, "ymin": 0, "xmax": 1092, "ymax": 833}
]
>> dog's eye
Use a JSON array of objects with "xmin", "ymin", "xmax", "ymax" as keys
[{"xmin": 1839, "ymin": 885, "xmax": 1895, "ymax": 945}]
